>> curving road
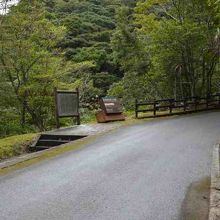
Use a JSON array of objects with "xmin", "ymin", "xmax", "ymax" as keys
[{"xmin": 1, "ymin": 112, "xmax": 220, "ymax": 220}]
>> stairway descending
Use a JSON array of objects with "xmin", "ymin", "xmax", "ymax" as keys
[{"xmin": 30, "ymin": 134, "xmax": 87, "ymax": 151}]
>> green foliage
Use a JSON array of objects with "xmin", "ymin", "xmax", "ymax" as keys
[
  {"xmin": 0, "ymin": 0, "xmax": 65, "ymax": 132},
  {"xmin": 111, "ymin": 6, "xmax": 149, "ymax": 74},
  {"xmin": 0, "ymin": 0, "xmax": 219, "ymax": 138},
  {"xmin": 135, "ymin": 0, "xmax": 220, "ymax": 98},
  {"xmin": 0, "ymin": 112, "xmax": 34, "ymax": 138},
  {"xmin": 110, "ymin": 0, "xmax": 220, "ymax": 107},
  {"xmin": 108, "ymin": 71, "xmax": 163, "ymax": 109},
  {"xmin": 50, "ymin": 0, "xmax": 121, "ymax": 97}
]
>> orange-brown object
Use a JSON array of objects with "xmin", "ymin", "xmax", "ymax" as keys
[{"xmin": 96, "ymin": 111, "xmax": 125, "ymax": 123}]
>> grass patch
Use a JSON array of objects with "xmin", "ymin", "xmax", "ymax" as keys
[{"xmin": 0, "ymin": 133, "xmax": 38, "ymax": 161}]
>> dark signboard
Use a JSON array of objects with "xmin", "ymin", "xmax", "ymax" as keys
[
  {"xmin": 55, "ymin": 88, "xmax": 80, "ymax": 128},
  {"xmin": 57, "ymin": 92, "xmax": 78, "ymax": 117},
  {"xmin": 100, "ymin": 97, "xmax": 123, "ymax": 114}
]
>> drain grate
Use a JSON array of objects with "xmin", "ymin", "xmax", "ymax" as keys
[{"xmin": 30, "ymin": 134, "xmax": 87, "ymax": 151}]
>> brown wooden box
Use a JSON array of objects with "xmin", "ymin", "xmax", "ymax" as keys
[{"xmin": 96, "ymin": 111, "xmax": 125, "ymax": 123}]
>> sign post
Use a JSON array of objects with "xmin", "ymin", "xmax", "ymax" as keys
[
  {"xmin": 96, "ymin": 97, "xmax": 125, "ymax": 123},
  {"xmin": 54, "ymin": 88, "xmax": 80, "ymax": 128}
]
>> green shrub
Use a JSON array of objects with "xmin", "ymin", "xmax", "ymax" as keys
[{"xmin": 0, "ymin": 122, "xmax": 35, "ymax": 139}]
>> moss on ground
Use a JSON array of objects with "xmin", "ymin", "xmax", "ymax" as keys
[
  {"xmin": 0, "ymin": 134, "xmax": 38, "ymax": 161},
  {"xmin": 181, "ymin": 176, "xmax": 210, "ymax": 220}
]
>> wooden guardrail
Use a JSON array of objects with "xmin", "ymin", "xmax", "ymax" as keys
[{"xmin": 135, "ymin": 94, "xmax": 220, "ymax": 119}]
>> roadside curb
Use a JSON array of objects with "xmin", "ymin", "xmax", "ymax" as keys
[
  {"xmin": 209, "ymin": 144, "xmax": 220, "ymax": 220},
  {"xmin": 0, "ymin": 135, "xmax": 92, "ymax": 170}
]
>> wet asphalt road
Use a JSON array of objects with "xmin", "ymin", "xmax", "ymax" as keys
[{"xmin": 1, "ymin": 112, "xmax": 220, "ymax": 220}]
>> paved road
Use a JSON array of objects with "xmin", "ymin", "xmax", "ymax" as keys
[{"xmin": 1, "ymin": 112, "xmax": 220, "ymax": 220}]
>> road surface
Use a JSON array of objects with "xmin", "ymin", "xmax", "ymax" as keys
[{"xmin": 1, "ymin": 112, "xmax": 220, "ymax": 220}]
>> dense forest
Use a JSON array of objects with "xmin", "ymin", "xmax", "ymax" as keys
[{"xmin": 0, "ymin": 0, "xmax": 219, "ymax": 137}]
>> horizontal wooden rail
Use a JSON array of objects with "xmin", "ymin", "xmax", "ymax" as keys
[{"xmin": 135, "ymin": 94, "xmax": 220, "ymax": 119}]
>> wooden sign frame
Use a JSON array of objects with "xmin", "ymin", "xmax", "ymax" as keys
[{"xmin": 54, "ymin": 88, "xmax": 80, "ymax": 128}]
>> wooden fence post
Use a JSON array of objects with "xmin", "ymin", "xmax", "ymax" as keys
[
  {"xmin": 218, "ymin": 94, "xmax": 220, "ymax": 108},
  {"xmin": 184, "ymin": 98, "xmax": 187, "ymax": 112},
  {"xmin": 195, "ymin": 96, "xmax": 198, "ymax": 111},
  {"xmin": 206, "ymin": 96, "xmax": 209, "ymax": 109},
  {"xmin": 153, "ymin": 101, "xmax": 157, "ymax": 116},
  {"xmin": 76, "ymin": 88, "xmax": 81, "ymax": 125},
  {"xmin": 169, "ymin": 99, "xmax": 173, "ymax": 114},
  {"xmin": 54, "ymin": 87, "xmax": 60, "ymax": 129},
  {"xmin": 135, "ymin": 99, "xmax": 138, "ymax": 119}
]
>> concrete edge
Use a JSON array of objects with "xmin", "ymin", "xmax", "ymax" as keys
[
  {"xmin": 209, "ymin": 144, "xmax": 220, "ymax": 220},
  {"xmin": 0, "ymin": 135, "xmax": 93, "ymax": 170}
]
